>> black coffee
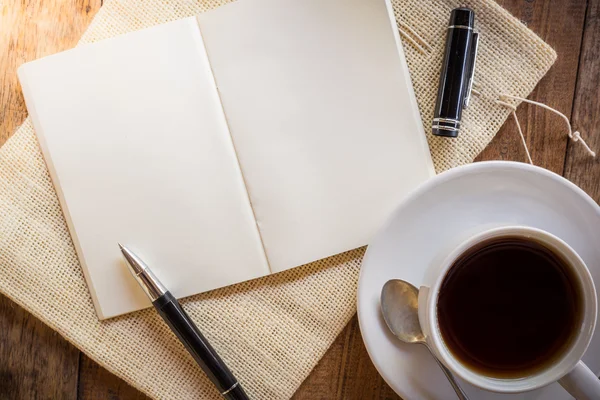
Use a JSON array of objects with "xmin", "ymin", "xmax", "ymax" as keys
[{"xmin": 437, "ymin": 237, "xmax": 582, "ymax": 378}]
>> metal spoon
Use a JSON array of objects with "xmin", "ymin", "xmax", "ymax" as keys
[{"xmin": 381, "ymin": 279, "xmax": 469, "ymax": 400}]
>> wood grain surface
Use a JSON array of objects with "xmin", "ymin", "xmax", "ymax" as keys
[{"xmin": 1, "ymin": 0, "xmax": 598, "ymax": 399}]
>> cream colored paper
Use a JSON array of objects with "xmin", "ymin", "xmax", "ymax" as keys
[
  {"xmin": 18, "ymin": 0, "xmax": 433, "ymax": 318},
  {"xmin": 198, "ymin": 0, "xmax": 434, "ymax": 272},
  {"xmin": 18, "ymin": 18, "xmax": 270, "ymax": 319},
  {"xmin": 0, "ymin": 0, "xmax": 556, "ymax": 398}
]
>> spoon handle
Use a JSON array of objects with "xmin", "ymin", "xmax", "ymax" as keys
[{"xmin": 430, "ymin": 351, "xmax": 469, "ymax": 400}]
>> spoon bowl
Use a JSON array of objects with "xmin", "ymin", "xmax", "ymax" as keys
[
  {"xmin": 380, "ymin": 279, "xmax": 469, "ymax": 400},
  {"xmin": 380, "ymin": 279, "xmax": 424, "ymax": 344}
]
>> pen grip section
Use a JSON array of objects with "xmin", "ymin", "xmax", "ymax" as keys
[{"xmin": 153, "ymin": 292, "xmax": 241, "ymax": 395}]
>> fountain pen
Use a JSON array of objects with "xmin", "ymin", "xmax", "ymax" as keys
[{"xmin": 119, "ymin": 244, "xmax": 249, "ymax": 400}]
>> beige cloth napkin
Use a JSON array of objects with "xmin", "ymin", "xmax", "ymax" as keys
[{"xmin": 0, "ymin": 0, "xmax": 555, "ymax": 398}]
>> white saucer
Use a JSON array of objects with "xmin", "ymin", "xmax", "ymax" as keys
[{"xmin": 357, "ymin": 161, "xmax": 600, "ymax": 400}]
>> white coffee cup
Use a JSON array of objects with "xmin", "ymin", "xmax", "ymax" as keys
[{"xmin": 417, "ymin": 226, "xmax": 600, "ymax": 399}]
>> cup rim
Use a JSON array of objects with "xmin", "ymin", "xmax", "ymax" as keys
[{"xmin": 427, "ymin": 226, "xmax": 598, "ymax": 393}]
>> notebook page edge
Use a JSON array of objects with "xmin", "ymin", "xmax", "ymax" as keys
[{"xmin": 18, "ymin": 64, "xmax": 108, "ymax": 319}]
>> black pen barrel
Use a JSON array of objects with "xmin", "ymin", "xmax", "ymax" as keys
[
  {"xmin": 153, "ymin": 292, "xmax": 249, "ymax": 399},
  {"xmin": 432, "ymin": 8, "xmax": 475, "ymax": 138}
]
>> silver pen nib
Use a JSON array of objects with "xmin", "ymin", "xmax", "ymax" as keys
[{"xmin": 119, "ymin": 243, "xmax": 167, "ymax": 301}]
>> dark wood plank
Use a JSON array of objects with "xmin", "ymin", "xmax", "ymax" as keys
[
  {"xmin": 0, "ymin": 294, "xmax": 80, "ymax": 399},
  {"xmin": 293, "ymin": 316, "xmax": 399, "ymax": 400},
  {"xmin": 564, "ymin": 0, "xmax": 600, "ymax": 201},
  {"xmin": 297, "ymin": 1, "xmax": 590, "ymax": 399},
  {"xmin": 476, "ymin": 0, "xmax": 588, "ymax": 174},
  {"xmin": 292, "ymin": 321, "xmax": 347, "ymax": 399},
  {"xmin": 77, "ymin": 355, "xmax": 150, "ymax": 400}
]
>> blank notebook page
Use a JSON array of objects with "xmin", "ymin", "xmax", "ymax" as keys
[
  {"xmin": 197, "ymin": 0, "xmax": 434, "ymax": 272},
  {"xmin": 18, "ymin": 18, "xmax": 269, "ymax": 319}
]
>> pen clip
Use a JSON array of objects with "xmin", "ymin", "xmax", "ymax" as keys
[{"xmin": 463, "ymin": 32, "xmax": 479, "ymax": 108}]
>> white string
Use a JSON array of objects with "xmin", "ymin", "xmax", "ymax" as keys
[
  {"xmin": 397, "ymin": 20, "xmax": 432, "ymax": 54},
  {"xmin": 399, "ymin": 21, "xmax": 433, "ymax": 52},
  {"xmin": 392, "ymin": 23, "xmax": 595, "ymax": 160},
  {"xmin": 398, "ymin": 29, "xmax": 427, "ymax": 54},
  {"xmin": 497, "ymin": 100, "xmax": 533, "ymax": 164},
  {"xmin": 498, "ymin": 94, "xmax": 596, "ymax": 158}
]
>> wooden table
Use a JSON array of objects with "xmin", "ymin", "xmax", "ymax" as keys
[{"xmin": 1, "ymin": 0, "xmax": 598, "ymax": 398}]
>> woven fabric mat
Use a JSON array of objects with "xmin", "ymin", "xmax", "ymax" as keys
[{"xmin": 0, "ymin": 0, "xmax": 555, "ymax": 398}]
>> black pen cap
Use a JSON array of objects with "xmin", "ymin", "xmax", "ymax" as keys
[
  {"xmin": 449, "ymin": 7, "xmax": 475, "ymax": 27},
  {"xmin": 432, "ymin": 7, "xmax": 476, "ymax": 138}
]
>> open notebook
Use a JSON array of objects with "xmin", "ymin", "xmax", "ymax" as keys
[{"xmin": 18, "ymin": 0, "xmax": 434, "ymax": 319}]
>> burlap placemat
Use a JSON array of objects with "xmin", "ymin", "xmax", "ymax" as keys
[{"xmin": 0, "ymin": 0, "xmax": 555, "ymax": 398}]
